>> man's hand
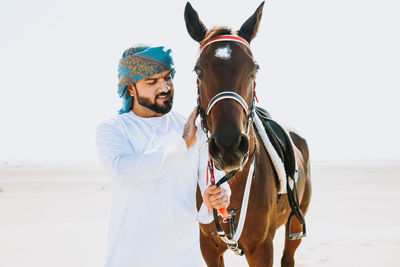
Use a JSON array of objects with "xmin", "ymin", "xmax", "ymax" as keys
[
  {"xmin": 203, "ymin": 185, "xmax": 230, "ymax": 212},
  {"xmin": 183, "ymin": 107, "xmax": 199, "ymax": 149}
]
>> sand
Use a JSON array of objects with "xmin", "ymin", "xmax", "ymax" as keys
[{"xmin": 0, "ymin": 163, "xmax": 399, "ymax": 267}]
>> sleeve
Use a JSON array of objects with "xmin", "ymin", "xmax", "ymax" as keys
[
  {"xmin": 195, "ymin": 122, "xmax": 231, "ymax": 224},
  {"xmin": 96, "ymin": 121, "xmax": 187, "ymax": 187}
]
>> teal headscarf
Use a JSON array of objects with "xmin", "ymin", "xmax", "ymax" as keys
[{"xmin": 117, "ymin": 46, "xmax": 175, "ymax": 114}]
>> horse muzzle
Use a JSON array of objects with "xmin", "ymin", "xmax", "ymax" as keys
[{"xmin": 208, "ymin": 131, "xmax": 249, "ymax": 172}]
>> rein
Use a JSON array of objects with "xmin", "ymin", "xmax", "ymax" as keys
[{"xmin": 212, "ymin": 155, "xmax": 255, "ymax": 256}]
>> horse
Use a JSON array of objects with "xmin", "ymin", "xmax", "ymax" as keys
[{"xmin": 184, "ymin": 2, "xmax": 312, "ymax": 267}]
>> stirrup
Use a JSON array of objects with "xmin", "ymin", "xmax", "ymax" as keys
[{"xmin": 286, "ymin": 212, "xmax": 306, "ymax": 240}]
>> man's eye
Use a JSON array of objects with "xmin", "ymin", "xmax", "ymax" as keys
[{"xmin": 147, "ymin": 81, "xmax": 156, "ymax": 85}]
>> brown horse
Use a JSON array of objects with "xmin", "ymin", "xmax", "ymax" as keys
[{"xmin": 184, "ymin": 2, "xmax": 312, "ymax": 267}]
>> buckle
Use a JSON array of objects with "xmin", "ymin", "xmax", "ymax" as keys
[
  {"xmin": 227, "ymin": 242, "xmax": 244, "ymax": 256},
  {"xmin": 218, "ymin": 208, "xmax": 234, "ymax": 223}
]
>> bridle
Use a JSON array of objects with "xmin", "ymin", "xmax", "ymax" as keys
[
  {"xmin": 196, "ymin": 34, "xmax": 258, "ymax": 255},
  {"xmin": 197, "ymin": 82, "xmax": 256, "ymax": 142},
  {"xmin": 196, "ymin": 35, "xmax": 257, "ymax": 143},
  {"xmin": 196, "ymin": 34, "xmax": 257, "ymax": 176},
  {"xmin": 195, "ymin": 34, "xmax": 307, "ymax": 255}
]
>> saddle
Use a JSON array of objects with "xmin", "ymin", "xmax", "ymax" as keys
[
  {"xmin": 254, "ymin": 106, "xmax": 306, "ymax": 239},
  {"xmin": 255, "ymin": 106, "xmax": 296, "ymax": 186}
]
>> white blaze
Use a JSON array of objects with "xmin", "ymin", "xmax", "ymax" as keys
[{"xmin": 215, "ymin": 45, "xmax": 232, "ymax": 60}]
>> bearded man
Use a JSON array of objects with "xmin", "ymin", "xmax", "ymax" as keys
[{"xmin": 96, "ymin": 46, "xmax": 230, "ymax": 267}]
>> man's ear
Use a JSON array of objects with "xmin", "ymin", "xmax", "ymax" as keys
[{"xmin": 127, "ymin": 85, "xmax": 135, "ymax": 97}]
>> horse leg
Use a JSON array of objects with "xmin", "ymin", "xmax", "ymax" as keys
[
  {"xmin": 281, "ymin": 224, "xmax": 302, "ymax": 267},
  {"xmin": 244, "ymin": 237, "xmax": 274, "ymax": 267},
  {"xmin": 200, "ymin": 233, "xmax": 226, "ymax": 267},
  {"xmin": 281, "ymin": 174, "xmax": 312, "ymax": 267}
]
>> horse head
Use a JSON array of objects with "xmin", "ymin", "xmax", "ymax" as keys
[{"xmin": 185, "ymin": 2, "xmax": 264, "ymax": 172}]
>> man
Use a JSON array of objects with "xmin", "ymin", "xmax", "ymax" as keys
[{"xmin": 96, "ymin": 46, "xmax": 230, "ymax": 267}]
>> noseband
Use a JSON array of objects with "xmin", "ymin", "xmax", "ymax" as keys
[
  {"xmin": 207, "ymin": 92, "xmax": 250, "ymax": 117},
  {"xmin": 204, "ymin": 89, "xmax": 254, "ymax": 133}
]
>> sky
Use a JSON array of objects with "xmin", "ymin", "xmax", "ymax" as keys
[{"xmin": 0, "ymin": 0, "xmax": 399, "ymax": 163}]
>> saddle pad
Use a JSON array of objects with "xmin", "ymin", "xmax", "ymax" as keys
[{"xmin": 254, "ymin": 107, "xmax": 297, "ymax": 194}]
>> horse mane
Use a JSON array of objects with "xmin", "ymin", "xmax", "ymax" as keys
[{"xmin": 200, "ymin": 27, "xmax": 234, "ymax": 49}]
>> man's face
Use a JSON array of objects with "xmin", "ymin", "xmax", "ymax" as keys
[{"xmin": 128, "ymin": 70, "xmax": 174, "ymax": 115}]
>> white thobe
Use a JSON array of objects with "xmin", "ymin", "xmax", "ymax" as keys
[{"xmin": 96, "ymin": 110, "xmax": 229, "ymax": 267}]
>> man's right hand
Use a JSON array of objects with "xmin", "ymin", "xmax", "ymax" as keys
[
  {"xmin": 203, "ymin": 185, "xmax": 230, "ymax": 212},
  {"xmin": 183, "ymin": 107, "xmax": 199, "ymax": 149}
]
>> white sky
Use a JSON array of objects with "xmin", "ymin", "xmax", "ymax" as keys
[{"xmin": 0, "ymin": 0, "xmax": 399, "ymax": 163}]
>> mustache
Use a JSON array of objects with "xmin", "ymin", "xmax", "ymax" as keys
[{"xmin": 157, "ymin": 90, "xmax": 172, "ymax": 97}]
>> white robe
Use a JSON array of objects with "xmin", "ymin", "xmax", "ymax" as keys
[{"xmin": 96, "ymin": 110, "xmax": 229, "ymax": 267}]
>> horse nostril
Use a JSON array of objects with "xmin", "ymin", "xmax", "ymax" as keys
[
  {"xmin": 238, "ymin": 135, "xmax": 249, "ymax": 155},
  {"xmin": 209, "ymin": 136, "xmax": 221, "ymax": 159}
]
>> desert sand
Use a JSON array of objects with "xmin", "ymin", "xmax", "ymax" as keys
[{"xmin": 0, "ymin": 162, "xmax": 399, "ymax": 267}]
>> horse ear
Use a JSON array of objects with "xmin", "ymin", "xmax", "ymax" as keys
[
  {"xmin": 184, "ymin": 2, "xmax": 207, "ymax": 42},
  {"xmin": 238, "ymin": 1, "xmax": 265, "ymax": 43}
]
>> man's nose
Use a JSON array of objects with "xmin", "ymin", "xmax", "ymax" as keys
[{"xmin": 159, "ymin": 79, "xmax": 170, "ymax": 92}]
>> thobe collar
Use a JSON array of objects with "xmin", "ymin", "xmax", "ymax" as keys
[{"xmin": 128, "ymin": 111, "xmax": 171, "ymax": 134}]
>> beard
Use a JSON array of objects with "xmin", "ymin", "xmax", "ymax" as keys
[{"xmin": 135, "ymin": 88, "xmax": 174, "ymax": 115}]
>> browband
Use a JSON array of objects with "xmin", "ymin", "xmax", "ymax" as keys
[{"xmin": 201, "ymin": 35, "xmax": 251, "ymax": 52}]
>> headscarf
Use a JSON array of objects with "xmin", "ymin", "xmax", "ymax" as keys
[{"xmin": 117, "ymin": 46, "xmax": 175, "ymax": 114}]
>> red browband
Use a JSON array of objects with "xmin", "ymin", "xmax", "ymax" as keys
[{"xmin": 201, "ymin": 35, "xmax": 251, "ymax": 51}]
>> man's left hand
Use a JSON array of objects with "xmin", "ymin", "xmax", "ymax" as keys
[{"xmin": 183, "ymin": 107, "xmax": 199, "ymax": 149}]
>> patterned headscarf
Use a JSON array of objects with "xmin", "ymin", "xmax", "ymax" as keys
[{"xmin": 117, "ymin": 46, "xmax": 175, "ymax": 114}]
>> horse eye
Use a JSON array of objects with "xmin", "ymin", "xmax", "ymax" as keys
[
  {"xmin": 194, "ymin": 66, "xmax": 203, "ymax": 78},
  {"xmin": 251, "ymin": 65, "xmax": 259, "ymax": 78}
]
